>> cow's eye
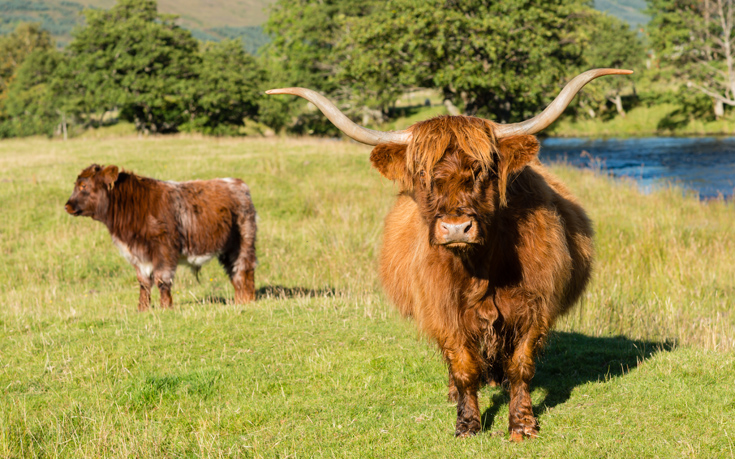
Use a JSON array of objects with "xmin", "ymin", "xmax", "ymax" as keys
[{"xmin": 79, "ymin": 183, "xmax": 86, "ymax": 190}]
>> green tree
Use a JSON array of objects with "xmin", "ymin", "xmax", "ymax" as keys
[
  {"xmin": 0, "ymin": 48, "xmax": 67, "ymax": 137},
  {"xmin": 66, "ymin": 0, "xmax": 200, "ymax": 133},
  {"xmin": 0, "ymin": 21, "xmax": 54, "ymax": 129},
  {"xmin": 647, "ymin": 0, "xmax": 735, "ymax": 118},
  {"xmin": 576, "ymin": 11, "xmax": 645, "ymax": 118},
  {"xmin": 0, "ymin": 22, "xmax": 59, "ymax": 137},
  {"xmin": 339, "ymin": 0, "xmax": 591, "ymax": 122},
  {"xmin": 263, "ymin": 0, "xmax": 378, "ymax": 134},
  {"xmin": 183, "ymin": 40, "xmax": 265, "ymax": 134},
  {"xmin": 264, "ymin": 0, "xmax": 376, "ymax": 92},
  {"xmin": 0, "ymin": 22, "xmax": 53, "ymax": 97}
]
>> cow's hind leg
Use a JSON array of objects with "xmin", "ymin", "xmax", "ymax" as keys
[
  {"xmin": 154, "ymin": 269, "xmax": 176, "ymax": 309},
  {"xmin": 505, "ymin": 329, "xmax": 544, "ymax": 441},
  {"xmin": 135, "ymin": 269, "xmax": 152, "ymax": 312},
  {"xmin": 444, "ymin": 343, "xmax": 482, "ymax": 437},
  {"xmin": 449, "ymin": 350, "xmax": 503, "ymax": 402},
  {"xmin": 232, "ymin": 268, "xmax": 255, "ymax": 303},
  {"xmin": 484, "ymin": 357, "xmax": 505, "ymax": 388},
  {"xmin": 219, "ymin": 219, "xmax": 256, "ymax": 304},
  {"xmin": 219, "ymin": 250, "xmax": 255, "ymax": 304}
]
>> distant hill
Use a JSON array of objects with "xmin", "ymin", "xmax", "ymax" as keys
[
  {"xmin": 594, "ymin": 0, "xmax": 650, "ymax": 30},
  {"xmin": 0, "ymin": 0, "xmax": 275, "ymax": 53},
  {"xmin": 1, "ymin": 0, "xmax": 649, "ymax": 52}
]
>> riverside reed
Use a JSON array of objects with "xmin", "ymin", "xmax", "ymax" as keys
[{"xmin": 1, "ymin": 136, "xmax": 734, "ymax": 457}]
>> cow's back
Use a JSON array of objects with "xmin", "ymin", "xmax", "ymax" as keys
[{"xmin": 172, "ymin": 178, "xmax": 255, "ymax": 257}]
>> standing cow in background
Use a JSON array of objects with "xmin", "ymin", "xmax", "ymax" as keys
[
  {"xmin": 267, "ymin": 69, "xmax": 632, "ymax": 440},
  {"xmin": 65, "ymin": 164, "xmax": 257, "ymax": 311}
]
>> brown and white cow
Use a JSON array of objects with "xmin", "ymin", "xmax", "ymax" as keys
[
  {"xmin": 267, "ymin": 69, "xmax": 632, "ymax": 440},
  {"xmin": 65, "ymin": 164, "xmax": 257, "ymax": 311}
]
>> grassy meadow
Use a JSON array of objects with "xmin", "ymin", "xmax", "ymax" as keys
[{"xmin": 0, "ymin": 135, "xmax": 734, "ymax": 457}]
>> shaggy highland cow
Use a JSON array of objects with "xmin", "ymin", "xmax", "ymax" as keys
[
  {"xmin": 65, "ymin": 164, "xmax": 257, "ymax": 310},
  {"xmin": 267, "ymin": 69, "xmax": 631, "ymax": 440}
]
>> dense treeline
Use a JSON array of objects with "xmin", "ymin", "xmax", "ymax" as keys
[
  {"xmin": 0, "ymin": 0, "xmax": 731, "ymax": 138},
  {"xmin": 0, "ymin": 1, "xmax": 267, "ymax": 137}
]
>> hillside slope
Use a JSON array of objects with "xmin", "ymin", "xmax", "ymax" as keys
[
  {"xmin": 51, "ymin": 0, "xmax": 276, "ymax": 28},
  {"xmin": 0, "ymin": 0, "xmax": 275, "ymax": 52},
  {"xmin": 594, "ymin": 0, "xmax": 649, "ymax": 29},
  {"xmin": 2, "ymin": 0, "xmax": 649, "ymax": 51}
]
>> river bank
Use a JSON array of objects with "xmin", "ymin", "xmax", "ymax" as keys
[
  {"xmin": 546, "ymin": 103, "xmax": 735, "ymax": 138},
  {"xmin": 540, "ymin": 136, "xmax": 735, "ymax": 200}
]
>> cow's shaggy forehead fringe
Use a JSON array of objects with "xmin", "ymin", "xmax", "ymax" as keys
[
  {"xmin": 405, "ymin": 115, "xmax": 498, "ymax": 176},
  {"xmin": 79, "ymin": 164, "xmax": 102, "ymax": 178}
]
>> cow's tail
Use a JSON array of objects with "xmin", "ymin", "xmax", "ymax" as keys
[{"xmin": 191, "ymin": 265, "xmax": 202, "ymax": 283}]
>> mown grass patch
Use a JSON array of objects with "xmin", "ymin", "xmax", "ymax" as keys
[{"xmin": 0, "ymin": 135, "xmax": 733, "ymax": 457}]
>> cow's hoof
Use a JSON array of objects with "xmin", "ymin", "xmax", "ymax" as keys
[
  {"xmin": 455, "ymin": 420, "xmax": 481, "ymax": 438},
  {"xmin": 509, "ymin": 426, "xmax": 539, "ymax": 442},
  {"xmin": 509, "ymin": 431, "xmax": 524, "ymax": 442},
  {"xmin": 455, "ymin": 428, "xmax": 478, "ymax": 438}
]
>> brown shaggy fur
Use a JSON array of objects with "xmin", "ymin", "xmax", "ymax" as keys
[
  {"xmin": 371, "ymin": 116, "xmax": 593, "ymax": 440},
  {"xmin": 65, "ymin": 164, "xmax": 257, "ymax": 311}
]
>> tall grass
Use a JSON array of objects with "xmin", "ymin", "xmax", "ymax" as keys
[
  {"xmin": 0, "ymin": 135, "xmax": 733, "ymax": 457},
  {"xmin": 552, "ymin": 164, "xmax": 735, "ymax": 350}
]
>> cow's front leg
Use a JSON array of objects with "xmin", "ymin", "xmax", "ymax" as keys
[
  {"xmin": 444, "ymin": 344, "xmax": 482, "ymax": 437},
  {"xmin": 154, "ymin": 270, "xmax": 175, "ymax": 309},
  {"xmin": 135, "ymin": 269, "xmax": 152, "ymax": 312},
  {"xmin": 447, "ymin": 370, "xmax": 459, "ymax": 403},
  {"xmin": 505, "ymin": 332, "xmax": 542, "ymax": 441}
]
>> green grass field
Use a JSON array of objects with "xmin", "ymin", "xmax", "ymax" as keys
[{"xmin": 1, "ymin": 135, "xmax": 734, "ymax": 457}]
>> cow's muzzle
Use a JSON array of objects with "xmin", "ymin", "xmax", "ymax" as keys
[
  {"xmin": 64, "ymin": 201, "xmax": 82, "ymax": 216},
  {"xmin": 435, "ymin": 216, "xmax": 479, "ymax": 247}
]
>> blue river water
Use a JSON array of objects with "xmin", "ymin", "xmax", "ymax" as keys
[{"xmin": 539, "ymin": 137, "xmax": 735, "ymax": 200}]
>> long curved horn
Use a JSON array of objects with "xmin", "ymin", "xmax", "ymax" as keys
[
  {"xmin": 265, "ymin": 87, "xmax": 411, "ymax": 145},
  {"xmin": 493, "ymin": 68, "xmax": 633, "ymax": 138}
]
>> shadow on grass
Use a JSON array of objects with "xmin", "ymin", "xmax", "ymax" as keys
[
  {"xmin": 256, "ymin": 285, "xmax": 337, "ymax": 299},
  {"xmin": 181, "ymin": 285, "xmax": 338, "ymax": 305},
  {"xmin": 480, "ymin": 331, "xmax": 675, "ymax": 432}
]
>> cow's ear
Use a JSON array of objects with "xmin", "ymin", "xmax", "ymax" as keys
[
  {"xmin": 99, "ymin": 165, "xmax": 119, "ymax": 187},
  {"xmin": 496, "ymin": 135, "xmax": 540, "ymax": 206},
  {"xmin": 370, "ymin": 143, "xmax": 409, "ymax": 184}
]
